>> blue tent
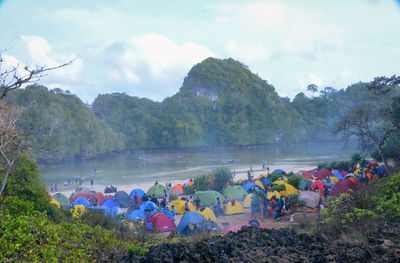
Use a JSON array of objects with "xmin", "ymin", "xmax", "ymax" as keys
[
  {"xmin": 129, "ymin": 189, "xmax": 145, "ymax": 199},
  {"xmin": 109, "ymin": 207, "xmax": 124, "ymax": 218},
  {"xmin": 332, "ymin": 171, "xmax": 344, "ymax": 180},
  {"xmin": 242, "ymin": 182, "xmax": 256, "ymax": 192},
  {"xmin": 103, "ymin": 199, "xmax": 120, "ymax": 209},
  {"xmin": 89, "ymin": 205, "xmax": 110, "ymax": 215},
  {"xmin": 176, "ymin": 211, "xmax": 209, "ymax": 235},
  {"xmin": 126, "ymin": 209, "xmax": 146, "ymax": 221},
  {"xmin": 71, "ymin": 197, "xmax": 91, "ymax": 207},
  {"xmin": 140, "ymin": 201, "xmax": 158, "ymax": 212},
  {"xmin": 260, "ymin": 177, "xmax": 273, "ymax": 187},
  {"xmin": 272, "ymin": 169, "xmax": 286, "ymax": 175}
]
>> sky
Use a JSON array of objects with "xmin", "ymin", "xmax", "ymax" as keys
[{"xmin": 1, "ymin": 0, "xmax": 400, "ymax": 103}]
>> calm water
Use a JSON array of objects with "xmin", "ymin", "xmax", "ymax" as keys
[{"xmin": 40, "ymin": 142, "xmax": 357, "ymax": 188}]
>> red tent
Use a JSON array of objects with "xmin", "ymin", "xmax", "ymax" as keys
[
  {"xmin": 145, "ymin": 212, "xmax": 176, "ymax": 232},
  {"xmin": 315, "ymin": 169, "xmax": 333, "ymax": 180},
  {"xmin": 339, "ymin": 171, "xmax": 349, "ymax": 176},
  {"xmin": 310, "ymin": 181, "xmax": 324, "ymax": 195},
  {"xmin": 331, "ymin": 180, "xmax": 351, "ymax": 197},
  {"xmin": 347, "ymin": 177, "xmax": 360, "ymax": 189},
  {"xmin": 73, "ymin": 193, "xmax": 92, "ymax": 203},
  {"xmin": 370, "ymin": 161, "xmax": 378, "ymax": 167},
  {"xmin": 93, "ymin": 192, "xmax": 106, "ymax": 205},
  {"xmin": 301, "ymin": 171, "xmax": 315, "ymax": 179}
]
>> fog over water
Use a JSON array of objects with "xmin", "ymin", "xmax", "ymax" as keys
[{"xmin": 40, "ymin": 142, "xmax": 358, "ymax": 188}]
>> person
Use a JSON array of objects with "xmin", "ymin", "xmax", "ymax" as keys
[
  {"xmin": 247, "ymin": 171, "xmax": 251, "ymax": 182},
  {"xmin": 251, "ymin": 195, "xmax": 260, "ymax": 219},
  {"xmin": 168, "ymin": 182, "xmax": 172, "ymax": 188},
  {"xmin": 319, "ymin": 200, "xmax": 325, "ymax": 210},
  {"xmin": 64, "ymin": 181, "xmax": 67, "ymax": 187},
  {"xmin": 151, "ymin": 194, "xmax": 158, "ymax": 205},
  {"xmin": 195, "ymin": 196, "xmax": 201, "ymax": 209},
  {"xmin": 155, "ymin": 180, "xmax": 158, "ymax": 185},
  {"xmin": 134, "ymin": 192, "xmax": 139, "ymax": 209},
  {"xmin": 185, "ymin": 199, "xmax": 190, "ymax": 211},
  {"xmin": 163, "ymin": 190, "xmax": 169, "ymax": 208},
  {"xmin": 262, "ymin": 197, "xmax": 269, "ymax": 219},
  {"xmin": 54, "ymin": 184, "xmax": 58, "ymax": 191},
  {"xmin": 216, "ymin": 197, "xmax": 223, "ymax": 217},
  {"xmin": 90, "ymin": 179, "xmax": 93, "ymax": 186},
  {"xmin": 171, "ymin": 205, "xmax": 177, "ymax": 216}
]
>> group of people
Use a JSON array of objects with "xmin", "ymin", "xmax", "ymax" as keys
[{"xmin": 250, "ymin": 194, "xmax": 291, "ymax": 220}]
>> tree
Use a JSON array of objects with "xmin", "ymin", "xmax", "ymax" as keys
[
  {"xmin": 0, "ymin": 49, "xmax": 72, "ymax": 197},
  {"xmin": 307, "ymin": 84, "xmax": 318, "ymax": 93},
  {"xmin": 0, "ymin": 49, "xmax": 74, "ymax": 99},
  {"xmin": 0, "ymin": 105, "xmax": 27, "ymax": 197},
  {"xmin": 334, "ymin": 103, "xmax": 393, "ymax": 175}
]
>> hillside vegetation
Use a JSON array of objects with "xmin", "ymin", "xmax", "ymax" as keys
[{"xmin": 8, "ymin": 57, "xmax": 375, "ymax": 162}]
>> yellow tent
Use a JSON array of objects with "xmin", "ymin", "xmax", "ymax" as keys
[
  {"xmin": 280, "ymin": 183, "xmax": 298, "ymax": 197},
  {"xmin": 50, "ymin": 198, "xmax": 61, "ymax": 208},
  {"xmin": 243, "ymin": 193, "xmax": 254, "ymax": 208},
  {"xmin": 197, "ymin": 207, "xmax": 217, "ymax": 222},
  {"xmin": 353, "ymin": 168, "xmax": 367, "ymax": 175},
  {"xmin": 70, "ymin": 205, "xmax": 86, "ymax": 218},
  {"xmin": 225, "ymin": 200, "xmax": 244, "ymax": 215},
  {"xmin": 169, "ymin": 199, "xmax": 195, "ymax": 214},
  {"xmin": 257, "ymin": 174, "xmax": 268, "ymax": 180},
  {"xmin": 267, "ymin": 191, "xmax": 281, "ymax": 199},
  {"xmin": 328, "ymin": 176, "xmax": 339, "ymax": 183},
  {"xmin": 254, "ymin": 180, "xmax": 265, "ymax": 190}
]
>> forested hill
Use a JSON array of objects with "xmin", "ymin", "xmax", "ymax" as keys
[{"xmin": 8, "ymin": 57, "xmax": 371, "ymax": 162}]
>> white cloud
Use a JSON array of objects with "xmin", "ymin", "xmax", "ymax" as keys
[{"xmin": 308, "ymin": 74, "xmax": 323, "ymax": 86}]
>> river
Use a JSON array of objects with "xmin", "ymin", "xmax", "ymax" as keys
[{"xmin": 40, "ymin": 142, "xmax": 357, "ymax": 189}]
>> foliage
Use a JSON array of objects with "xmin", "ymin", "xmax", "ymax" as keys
[
  {"xmin": 287, "ymin": 174, "xmax": 303, "ymax": 189},
  {"xmin": 317, "ymin": 163, "xmax": 329, "ymax": 170},
  {"xmin": 270, "ymin": 184, "xmax": 286, "ymax": 192},
  {"xmin": 319, "ymin": 172, "xmax": 400, "ymax": 235},
  {"xmin": 169, "ymin": 194, "xmax": 177, "ymax": 201},
  {"xmin": 0, "ymin": 154, "xmax": 49, "ymax": 212},
  {"xmin": 194, "ymin": 175, "xmax": 211, "ymax": 191},
  {"xmin": 267, "ymin": 173, "xmax": 284, "ymax": 182},
  {"xmin": 211, "ymin": 167, "xmax": 232, "ymax": 191}
]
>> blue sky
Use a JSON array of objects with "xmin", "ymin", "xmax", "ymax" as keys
[{"xmin": 1, "ymin": 0, "xmax": 400, "ymax": 103}]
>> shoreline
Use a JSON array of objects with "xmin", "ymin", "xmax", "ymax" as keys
[{"xmin": 50, "ymin": 164, "xmax": 316, "ymax": 198}]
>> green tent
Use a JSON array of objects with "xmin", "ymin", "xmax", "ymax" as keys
[
  {"xmin": 193, "ymin": 191, "xmax": 225, "ymax": 206},
  {"xmin": 224, "ymin": 186, "xmax": 248, "ymax": 200},
  {"xmin": 298, "ymin": 179, "xmax": 313, "ymax": 191},
  {"xmin": 147, "ymin": 184, "xmax": 167, "ymax": 197},
  {"xmin": 53, "ymin": 193, "xmax": 69, "ymax": 206}
]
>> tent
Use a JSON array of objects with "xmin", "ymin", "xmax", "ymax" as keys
[
  {"xmin": 347, "ymin": 177, "xmax": 360, "ymax": 190},
  {"xmin": 274, "ymin": 177, "xmax": 288, "ymax": 184},
  {"xmin": 69, "ymin": 192, "xmax": 77, "ymax": 203},
  {"xmin": 344, "ymin": 173, "xmax": 356, "ymax": 179},
  {"xmin": 340, "ymin": 171, "xmax": 349, "ymax": 176},
  {"xmin": 315, "ymin": 169, "xmax": 333, "ymax": 180},
  {"xmin": 76, "ymin": 187, "xmax": 91, "ymax": 194},
  {"xmin": 332, "ymin": 171, "xmax": 344, "ymax": 180},
  {"xmin": 243, "ymin": 193, "xmax": 254, "ymax": 208},
  {"xmin": 176, "ymin": 211, "xmax": 209, "ymax": 236},
  {"xmin": 225, "ymin": 200, "xmax": 244, "ymax": 215},
  {"xmin": 242, "ymin": 182, "xmax": 255, "ymax": 192},
  {"xmin": 328, "ymin": 176, "xmax": 340, "ymax": 183},
  {"xmin": 140, "ymin": 201, "xmax": 158, "ymax": 212},
  {"xmin": 224, "ymin": 186, "xmax": 248, "ymax": 200},
  {"xmin": 147, "ymin": 184, "xmax": 168, "ymax": 197},
  {"xmin": 103, "ymin": 199, "xmax": 120, "ymax": 209},
  {"xmin": 145, "ymin": 212, "xmax": 176, "ymax": 232},
  {"xmin": 50, "ymin": 198, "xmax": 61, "ymax": 208},
  {"xmin": 298, "ymin": 191, "xmax": 320, "ymax": 208},
  {"xmin": 266, "ymin": 191, "xmax": 281, "ymax": 199},
  {"xmin": 92, "ymin": 192, "xmax": 106, "ymax": 205},
  {"xmin": 193, "ymin": 191, "xmax": 225, "ymax": 206},
  {"xmin": 298, "ymin": 179, "xmax": 313, "ymax": 191},
  {"xmin": 353, "ymin": 168, "xmax": 367, "ymax": 175},
  {"xmin": 150, "ymin": 207, "xmax": 175, "ymax": 221},
  {"xmin": 70, "ymin": 205, "xmax": 86, "ymax": 217},
  {"xmin": 272, "ymin": 169, "xmax": 286, "ymax": 175},
  {"xmin": 222, "ymin": 226, "xmax": 240, "ymax": 234},
  {"xmin": 72, "ymin": 192, "xmax": 92, "ymax": 203},
  {"xmin": 310, "ymin": 181, "xmax": 324, "ymax": 195},
  {"xmin": 71, "ymin": 197, "xmax": 91, "ymax": 207},
  {"xmin": 169, "ymin": 184, "xmax": 184, "ymax": 195},
  {"xmin": 129, "ymin": 189, "xmax": 145, "ymax": 199},
  {"xmin": 301, "ymin": 171, "xmax": 315, "ymax": 180},
  {"xmin": 259, "ymin": 177, "xmax": 273, "ymax": 188},
  {"xmin": 113, "ymin": 191, "xmax": 133, "ymax": 208},
  {"xmin": 53, "ymin": 193, "xmax": 69, "ymax": 207},
  {"xmin": 169, "ymin": 199, "xmax": 195, "ymax": 214},
  {"xmin": 331, "ymin": 180, "xmax": 352, "ymax": 197},
  {"xmin": 197, "ymin": 206, "xmax": 217, "ymax": 222},
  {"xmin": 109, "ymin": 207, "xmax": 124, "ymax": 218},
  {"xmin": 254, "ymin": 180, "xmax": 265, "ymax": 190},
  {"xmin": 280, "ymin": 183, "xmax": 298, "ymax": 197},
  {"xmin": 126, "ymin": 208, "xmax": 146, "ymax": 221}
]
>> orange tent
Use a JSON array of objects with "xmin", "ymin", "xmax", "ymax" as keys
[{"xmin": 170, "ymin": 184, "xmax": 184, "ymax": 195}]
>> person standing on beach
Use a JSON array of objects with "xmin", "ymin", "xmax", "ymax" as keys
[{"xmin": 163, "ymin": 190, "xmax": 169, "ymax": 208}]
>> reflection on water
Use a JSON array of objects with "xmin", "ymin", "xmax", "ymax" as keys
[{"xmin": 40, "ymin": 142, "xmax": 357, "ymax": 187}]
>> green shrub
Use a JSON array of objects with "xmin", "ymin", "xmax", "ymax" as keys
[
  {"xmin": 270, "ymin": 184, "xmax": 286, "ymax": 192},
  {"xmin": 194, "ymin": 174, "xmax": 210, "ymax": 191},
  {"xmin": 212, "ymin": 167, "xmax": 232, "ymax": 191},
  {"xmin": 317, "ymin": 163, "xmax": 328, "ymax": 170},
  {"xmin": 169, "ymin": 194, "xmax": 177, "ymax": 201},
  {"xmin": 287, "ymin": 174, "xmax": 303, "ymax": 189},
  {"xmin": 267, "ymin": 173, "xmax": 283, "ymax": 182}
]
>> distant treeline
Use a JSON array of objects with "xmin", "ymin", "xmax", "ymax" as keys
[{"xmin": 7, "ymin": 58, "xmax": 372, "ymax": 162}]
